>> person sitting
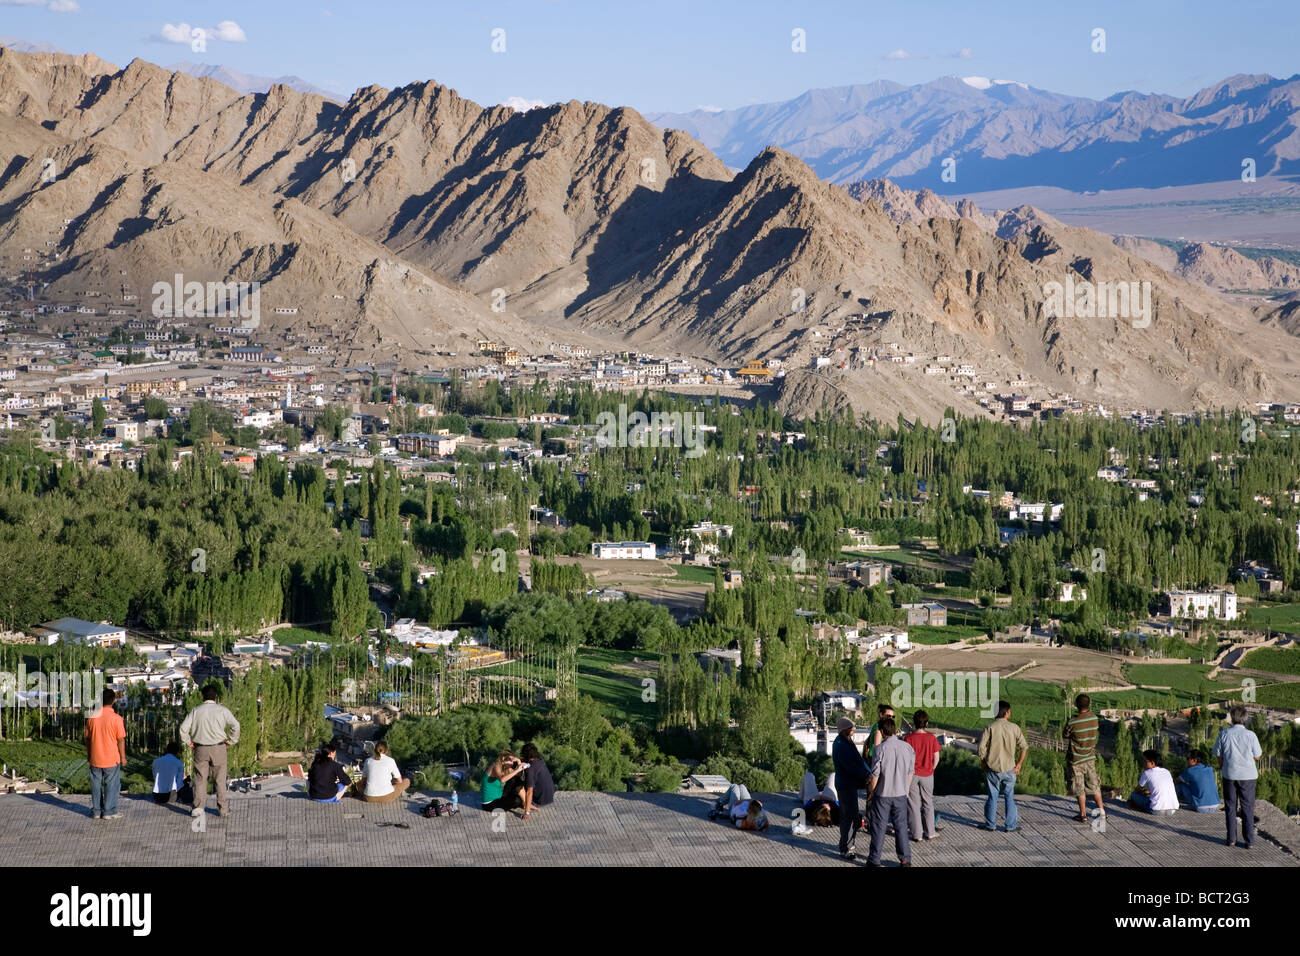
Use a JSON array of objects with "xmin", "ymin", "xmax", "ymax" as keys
[
  {"xmin": 519, "ymin": 743, "xmax": 555, "ymax": 820},
  {"xmin": 351, "ymin": 741, "xmax": 410, "ymax": 804},
  {"xmin": 480, "ymin": 751, "xmax": 526, "ymax": 812},
  {"xmin": 307, "ymin": 741, "xmax": 353, "ymax": 803},
  {"xmin": 152, "ymin": 741, "xmax": 191, "ymax": 805},
  {"xmin": 1128, "ymin": 750, "xmax": 1178, "ymax": 815},
  {"xmin": 1176, "ymin": 749, "xmax": 1222, "ymax": 812}
]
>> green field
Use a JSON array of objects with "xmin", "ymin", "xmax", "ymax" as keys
[
  {"xmin": 478, "ymin": 647, "xmax": 659, "ymax": 724},
  {"xmin": 887, "ymin": 677, "xmax": 1067, "ymax": 734},
  {"xmin": 271, "ymin": 626, "xmax": 339, "ymax": 645},
  {"xmin": 1239, "ymin": 646, "xmax": 1300, "ymax": 676},
  {"xmin": 843, "ymin": 547, "xmax": 936, "ymax": 566},
  {"xmin": 1124, "ymin": 663, "xmax": 1238, "ymax": 694},
  {"xmin": 672, "ymin": 564, "xmax": 718, "ymax": 584},
  {"xmin": 1242, "ymin": 604, "xmax": 1300, "ymax": 634},
  {"xmin": 1253, "ymin": 681, "xmax": 1300, "ymax": 709},
  {"xmin": 0, "ymin": 739, "xmax": 153, "ymax": 793},
  {"xmin": 909, "ymin": 624, "xmax": 984, "ymax": 645}
]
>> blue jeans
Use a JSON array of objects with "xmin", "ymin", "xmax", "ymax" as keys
[
  {"xmin": 1176, "ymin": 781, "xmax": 1221, "ymax": 812},
  {"xmin": 90, "ymin": 764, "xmax": 121, "ymax": 817},
  {"xmin": 1128, "ymin": 791, "xmax": 1176, "ymax": 815},
  {"xmin": 984, "ymin": 770, "xmax": 1017, "ymax": 829},
  {"xmin": 311, "ymin": 783, "xmax": 348, "ymax": 804}
]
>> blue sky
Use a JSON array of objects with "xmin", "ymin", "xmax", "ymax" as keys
[{"xmin": 1, "ymin": 0, "xmax": 1295, "ymax": 111}]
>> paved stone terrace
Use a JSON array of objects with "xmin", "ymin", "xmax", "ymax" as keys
[{"xmin": 2, "ymin": 783, "xmax": 1297, "ymax": 866}]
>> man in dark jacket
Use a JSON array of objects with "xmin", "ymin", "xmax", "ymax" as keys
[{"xmin": 832, "ymin": 716, "xmax": 869, "ymax": 860}]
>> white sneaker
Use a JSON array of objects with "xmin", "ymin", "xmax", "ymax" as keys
[{"xmin": 190, "ymin": 807, "xmax": 204, "ymax": 817}]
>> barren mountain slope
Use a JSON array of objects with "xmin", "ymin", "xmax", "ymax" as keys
[{"xmin": 3, "ymin": 48, "xmax": 1299, "ymax": 421}]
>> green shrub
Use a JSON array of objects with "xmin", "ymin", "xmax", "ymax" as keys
[{"xmin": 641, "ymin": 764, "xmax": 685, "ymax": 792}]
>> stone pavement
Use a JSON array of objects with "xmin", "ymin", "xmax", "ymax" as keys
[{"xmin": 1, "ymin": 782, "xmax": 1296, "ymax": 866}]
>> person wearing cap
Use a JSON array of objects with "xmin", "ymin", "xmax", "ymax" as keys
[{"xmin": 832, "ymin": 715, "xmax": 869, "ymax": 860}]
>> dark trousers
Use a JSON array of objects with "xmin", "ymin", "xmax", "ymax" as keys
[
  {"xmin": 868, "ymin": 793, "xmax": 910, "ymax": 865},
  {"xmin": 1223, "ymin": 778, "xmax": 1256, "ymax": 846},
  {"xmin": 838, "ymin": 787, "xmax": 861, "ymax": 854}
]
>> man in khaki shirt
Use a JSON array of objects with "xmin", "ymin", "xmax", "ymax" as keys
[
  {"xmin": 179, "ymin": 684, "xmax": 240, "ymax": 818},
  {"xmin": 977, "ymin": 700, "xmax": 1027, "ymax": 832}
]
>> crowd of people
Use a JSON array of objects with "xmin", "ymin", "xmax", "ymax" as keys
[
  {"xmin": 82, "ymin": 683, "xmax": 556, "ymax": 821},
  {"xmin": 812, "ymin": 694, "xmax": 1267, "ymax": 865},
  {"xmin": 81, "ymin": 683, "xmax": 1268, "ymax": 857}
]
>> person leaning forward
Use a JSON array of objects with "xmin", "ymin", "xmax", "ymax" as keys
[{"xmin": 179, "ymin": 684, "xmax": 241, "ymax": 818}]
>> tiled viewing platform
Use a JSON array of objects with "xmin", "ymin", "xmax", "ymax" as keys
[{"xmin": 2, "ymin": 781, "xmax": 1296, "ymax": 866}]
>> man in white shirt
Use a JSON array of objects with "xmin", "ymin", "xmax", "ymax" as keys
[
  {"xmin": 1129, "ymin": 750, "xmax": 1178, "ymax": 815},
  {"xmin": 352, "ymin": 741, "xmax": 410, "ymax": 803},
  {"xmin": 151, "ymin": 741, "xmax": 189, "ymax": 805}
]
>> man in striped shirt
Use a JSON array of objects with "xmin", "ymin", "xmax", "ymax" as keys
[{"xmin": 1064, "ymin": 694, "xmax": 1104, "ymax": 823}]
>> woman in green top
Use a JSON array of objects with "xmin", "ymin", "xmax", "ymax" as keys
[{"xmin": 481, "ymin": 751, "xmax": 525, "ymax": 811}]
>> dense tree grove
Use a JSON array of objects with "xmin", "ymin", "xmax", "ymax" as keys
[{"xmin": 6, "ymin": 387, "xmax": 1300, "ymax": 804}]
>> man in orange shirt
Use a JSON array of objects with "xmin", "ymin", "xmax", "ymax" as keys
[{"xmin": 85, "ymin": 688, "xmax": 127, "ymax": 820}]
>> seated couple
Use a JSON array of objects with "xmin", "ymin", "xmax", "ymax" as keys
[
  {"xmin": 480, "ymin": 745, "xmax": 555, "ymax": 818},
  {"xmin": 1129, "ymin": 749, "xmax": 1222, "ymax": 815},
  {"xmin": 307, "ymin": 741, "xmax": 410, "ymax": 803}
]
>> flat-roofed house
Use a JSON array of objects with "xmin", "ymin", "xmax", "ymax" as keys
[{"xmin": 34, "ymin": 618, "xmax": 127, "ymax": 647}]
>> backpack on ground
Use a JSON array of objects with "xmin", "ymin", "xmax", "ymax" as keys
[{"xmin": 422, "ymin": 798, "xmax": 458, "ymax": 818}]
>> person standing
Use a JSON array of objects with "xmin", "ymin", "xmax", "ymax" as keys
[
  {"xmin": 865, "ymin": 717, "xmax": 914, "ymax": 866},
  {"xmin": 179, "ymin": 684, "xmax": 240, "ymax": 818},
  {"xmin": 832, "ymin": 716, "xmax": 869, "ymax": 860},
  {"xmin": 861, "ymin": 703, "xmax": 894, "ymax": 820},
  {"xmin": 85, "ymin": 688, "xmax": 126, "ymax": 821},
  {"xmin": 977, "ymin": 700, "xmax": 1027, "ymax": 832},
  {"xmin": 1212, "ymin": 705, "xmax": 1262, "ymax": 848},
  {"xmin": 903, "ymin": 710, "xmax": 941, "ymax": 841},
  {"xmin": 1064, "ymin": 694, "xmax": 1105, "ymax": 823}
]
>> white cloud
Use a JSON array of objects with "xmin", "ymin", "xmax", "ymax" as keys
[
  {"xmin": 0, "ymin": 0, "xmax": 78, "ymax": 9},
  {"xmin": 502, "ymin": 96, "xmax": 546, "ymax": 112},
  {"xmin": 885, "ymin": 49, "xmax": 911, "ymax": 60},
  {"xmin": 160, "ymin": 23, "xmax": 194, "ymax": 43},
  {"xmin": 955, "ymin": 47, "xmax": 973, "ymax": 59},
  {"xmin": 694, "ymin": 105, "xmax": 725, "ymax": 113},
  {"xmin": 211, "ymin": 20, "xmax": 247, "ymax": 42},
  {"xmin": 157, "ymin": 19, "xmax": 247, "ymax": 44}
]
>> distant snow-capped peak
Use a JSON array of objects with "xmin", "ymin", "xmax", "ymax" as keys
[{"xmin": 961, "ymin": 76, "xmax": 1029, "ymax": 91}]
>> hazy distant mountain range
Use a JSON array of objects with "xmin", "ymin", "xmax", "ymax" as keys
[
  {"xmin": 3, "ymin": 47, "xmax": 1300, "ymax": 423},
  {"xmin": 648, "ymin": 74, "xmax": 1300, "ymax": 191},
  {"xmin": 0, "ymin": 35, "xmax": 63, "ymax": 55},
  {"xmin": 166, "ymin": 62, "xmax": 343, "ymax": 102}
]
